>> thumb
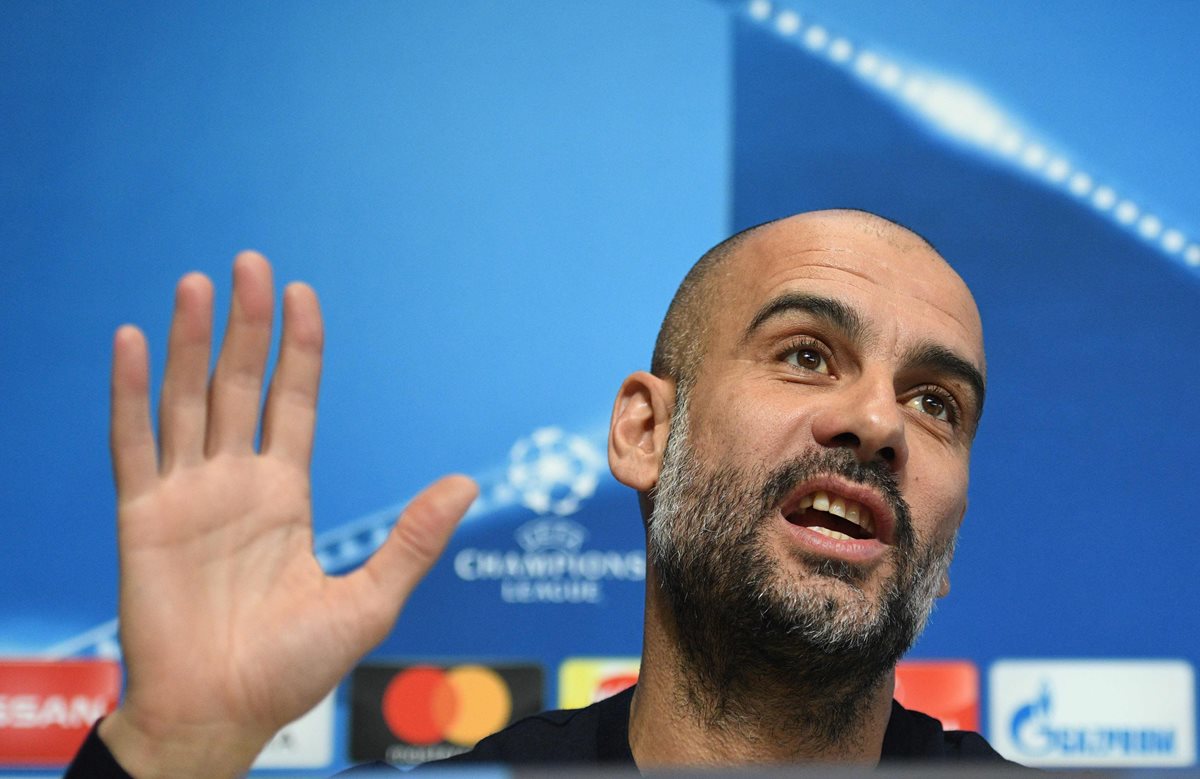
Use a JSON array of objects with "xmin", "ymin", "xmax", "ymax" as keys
[{"xmin": 353, "ymin": 474, "xmax": 478, "ymax": 617}]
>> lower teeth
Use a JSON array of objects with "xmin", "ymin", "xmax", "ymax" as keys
[{"xmin": 807, "ymin": 526, "xmax": 852, "ymax": 541}]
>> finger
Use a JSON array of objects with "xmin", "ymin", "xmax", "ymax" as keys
[
  {"xmin": 205, "ymin": 252, "xmax": 274, "ymax": 455},
  {"xmin": 110, "ymin": 325, "xmax": 158, "ymax": 501},
  {"xmin": 158, "ymin": 273, "xmax": 214, "ymax": 471},
  {"xmin": 260, "ymin": 282, "xmax": 323, "ymax": 468},
  {"xmin": 351, "ymin": 475, "xmax": 478, "ymax": 622}
]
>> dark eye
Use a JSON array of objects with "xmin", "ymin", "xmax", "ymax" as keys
[
  {"xmin": 786, "ymin": 347, "xmax": 829, "ymax": 375},
  {"xmin": 907, "ymin": 393, "xmax": 949, "ymax": 421}
]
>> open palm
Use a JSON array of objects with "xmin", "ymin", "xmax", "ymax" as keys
[{"xmin": 100, "ymin": 254, "xmax": 476, "ymax": 778}]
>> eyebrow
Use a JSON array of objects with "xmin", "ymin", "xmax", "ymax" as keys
[
  {"xmin": 742, "ymin": 292, "xmax": 987, "ymax": 426},
  {"xmin": 742, "ymin": 293, "xmax": 871, "ymax": 345},
  {"xmin": 901, "ymin": 340, "xmax": 987, "ymax": 425}
]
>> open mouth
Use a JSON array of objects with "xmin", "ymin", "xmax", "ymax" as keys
[{"xmin": 782, "ymin": 488, "xmax": 889, "ymax": 543}]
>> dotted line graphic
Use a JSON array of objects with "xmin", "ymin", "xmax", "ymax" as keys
[{"xmin": 745, "ymin": 0, "xmax": 1200, "ymax": 271}]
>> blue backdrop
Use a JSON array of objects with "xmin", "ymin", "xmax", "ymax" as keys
[{"xmin": 3, "ymin": 1, "xmax": 1197, "ymax": 774}]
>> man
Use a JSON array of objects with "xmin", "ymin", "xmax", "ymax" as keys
[{"xmin": 69, "ymin": 209, "xmax": 1015, "ymax": 776}]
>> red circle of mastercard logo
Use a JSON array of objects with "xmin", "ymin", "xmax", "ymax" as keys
[{"xmin": 382, "ymin": 665, "xmax": 512, "ymax": 747}]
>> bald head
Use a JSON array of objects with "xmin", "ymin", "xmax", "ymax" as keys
[{"xmin": 651, "ymin": 209, "xmax": 965, "ymax": 390}]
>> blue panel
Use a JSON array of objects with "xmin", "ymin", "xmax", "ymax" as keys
[{"xmin": 4, "ymin": 0, "xmax": 1198, "ymax": 773}]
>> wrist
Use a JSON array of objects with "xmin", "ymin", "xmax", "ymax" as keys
[{"xmin": 98, "ymin": 707, "xmax": 269, "ymax": 779}]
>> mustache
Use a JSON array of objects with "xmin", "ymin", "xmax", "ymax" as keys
[{"xmin": 757, "ymin": 448, "xmax": 914, "ymax": 549}]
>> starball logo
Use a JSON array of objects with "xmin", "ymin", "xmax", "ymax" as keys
[{"xmin": 503, "ymin": 427, "xmax": 604, "ymax": 518}]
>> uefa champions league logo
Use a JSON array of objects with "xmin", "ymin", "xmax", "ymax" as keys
[
  {"xmin": 505, "ymin": 427, "xmax": 603, "ymax": 517},
  {"xmin": 455, "ymin": 427, "xmax": 641, "ymax": 604}
]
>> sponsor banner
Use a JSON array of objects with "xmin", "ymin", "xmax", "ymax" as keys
[
  {"xmin": 558, "ymin": 658, "xmax": 640, "ymax": 709},
  {"xmin": 252, "ymin": 691, "xmax": 334, "ymax": 769},
  {"xmin": 0, "ymin": 659, "xmax": 121, "ymax": 765},
  {"xmin": 989, "ymin": 659, "xmax": 1195, "ymax": 767},
  {"xmin": 454, "ymin": 517, "xmax": 644, "ymax": 605},
  {"xmin": 894, "ymin": 660, "xmax": 979, "ymax": 732},
  {"xmin": 351, "ymin": 662, "xmax": 542, "ymax": 766}
]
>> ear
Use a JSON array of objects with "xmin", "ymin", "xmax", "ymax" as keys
[{"xmin": 608, "ymin": 371, "xmax": 675, "ymax": 492}]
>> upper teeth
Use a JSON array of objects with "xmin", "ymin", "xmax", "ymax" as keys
[{"xmin": 797, "ymin": 491, "xmax": 876, "ymax": 535}]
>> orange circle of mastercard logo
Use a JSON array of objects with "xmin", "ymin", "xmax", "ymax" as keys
[{"xmin": 381, "ymin": 665, "xmax": 512, "ymax": 747}]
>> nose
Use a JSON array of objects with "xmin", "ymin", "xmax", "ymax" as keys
[{"xmin": 809, "ymin": 374, "xmax": 909, "ymax": 471}]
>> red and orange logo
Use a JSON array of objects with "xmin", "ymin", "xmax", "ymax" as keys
[
  {"xmin": 351, "ymin": 662, "xmax": 542, "ymax": 765},
  {"xmin": 894, "ymin": 660, "xmax": 979, "ymax": 732},
  {"xmin": 381, "ymin": 665, "xmax": 512, "ymax": 747},
  {"xmin": 0, "ymin": 659, "xmax": 121, "ymax": 765}
]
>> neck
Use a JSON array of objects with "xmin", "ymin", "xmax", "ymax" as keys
[{"xmin": 628, "ymin": 570, "xmax": 896, "ymax": 768}]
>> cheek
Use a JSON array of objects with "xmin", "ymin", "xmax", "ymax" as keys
[
  {"xmin": 690, "ymin": 385, "xmax": 809, "ymax": 465},
  {"xmin": 905, "ymin": 458, "xmax": 969, "ymax": 537}
]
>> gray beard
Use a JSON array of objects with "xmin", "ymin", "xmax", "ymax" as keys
[{"xmin": 646, "ymin": 391, "xmax": 956, "ymax": 749}]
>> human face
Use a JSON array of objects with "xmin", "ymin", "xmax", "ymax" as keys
[
  {"xmin": 673, "ymin": 212, "xmax": 985, "ymax": 633},
  {"xmin": 648, "ymin": 390, "xmax": 954, "ymax": 711}
]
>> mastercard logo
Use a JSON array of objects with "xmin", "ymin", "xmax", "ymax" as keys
[{"xmin": 381, "ymin": 665, "xmax": 512, "ymax": 747}]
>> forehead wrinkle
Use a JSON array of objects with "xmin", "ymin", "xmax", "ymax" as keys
[
  {"xmin": 746, "ymin": 241, "xmax": 977, "ymax": 330},
  {"xmin": 740, "ymin": 292, "xmax": 874, "ymax": 347},
  {"xmin": 756, "ymin": 247, "xmax": 895, "ymax": 279}
]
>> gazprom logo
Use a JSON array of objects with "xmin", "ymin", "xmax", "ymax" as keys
[
  {"xmin": 989, "ymin": 660, "xmax": 1195, "ymax": 767},
  {"xmin": 1010, "ymin": 683, "xmax": 1177, "ymax": 759}
]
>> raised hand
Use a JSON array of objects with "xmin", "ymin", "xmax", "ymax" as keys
[{"xmin": 98, "ymin": 253, "xmax": 477, "ymax": 778}]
